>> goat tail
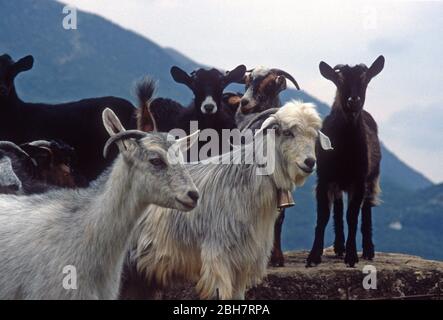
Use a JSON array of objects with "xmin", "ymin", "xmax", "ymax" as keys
[
  {"xmin": 367, "ymin": 176, "xmax": 382, "ymax": 206},
  {"xmin": 135, "ymin": 77, "xmax": 157, "ymax": 132}
]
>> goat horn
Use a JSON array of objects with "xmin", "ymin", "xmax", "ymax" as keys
[
  {"xmin": 103, "ymin": 130, "xmax": 148, "ymax": 159},
  {"xmin": 0, "ymin": 141, "xmax": 37, "ymax": 167},
  {"xmin": 270, "ymin": 69, "xmax": 300, "ymax": 90},
  {"xmin": 240, "ymin": 108, "xmax": 280, "ymax": 132},
  {"xmin": 22, "ymin": 140, "xmax": 51, "ymax": 148}
]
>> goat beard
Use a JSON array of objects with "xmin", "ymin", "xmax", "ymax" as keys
[{"xmin": 291, "ymin": 167, "xmax": 310, "ymax": 187}]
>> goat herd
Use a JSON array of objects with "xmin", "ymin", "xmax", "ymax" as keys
[{"xmin": 0, "ymin": 53, "xmax": 385, "ymax": 299}]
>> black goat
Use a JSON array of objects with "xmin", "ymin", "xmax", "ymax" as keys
[
  {"xmin": 306, "ymin": 56, "xmax": 384, "ymax": 268},
  {"xmin": 225, "ymin": 66, "xmax": 300, "ymax": 267},
  {"xmin": 0, "ymin": 140, "xmax": 82, "ymax": 194},
  {"xmin": 20, "ymin": 139, "xmax": 86, "ymax": 188},
  {"xmin": 0, "ymin": 54, "xmax": 137, "ymax": 181},
  {"xmin": 137, "ymin": 66, "xmax": 246, "ymax": 158}
]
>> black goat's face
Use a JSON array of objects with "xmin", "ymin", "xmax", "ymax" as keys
[
  {"xmin": 0, "ymin": 54, "xmax": 34, "ymax": 98},
  {"xmin": 239, "ymin": 67, "xmax": 299, "ymax": 114},
  {"xmin": 336, "ymin": 65, "xmax": 369, "ymax": 115},
  {"xmin": 192, "ymin": 68, "xmax": 224, "ymax": 115},
  {"xmin": 319, "ymin": 56, "xmax": 385, "ymax": 120},
  {"xmin": 20, "ymin": 140, "xmax": 78, "ymax": 188},
  {"xmin": 171, "ymin": 65, "xmax": 246, "ymax": 115}
]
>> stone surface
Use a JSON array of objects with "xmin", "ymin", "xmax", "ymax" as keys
[{"xmin": 131, "ymin": 250, "xmax": 443, "ymax": 300}]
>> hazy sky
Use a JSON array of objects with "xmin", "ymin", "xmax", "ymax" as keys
[{"xmin": 61, "ymin": 0, "xmax": 443, "ymax": 183}]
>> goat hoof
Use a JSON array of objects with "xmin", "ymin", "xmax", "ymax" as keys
[
  {"xmin": 334, "ymin": 245, "xmax": 345, "ymax": 257},
  {"xmin": 270, "ymin": 251, "xmax": 285, "ymax": 267},
  {"xmin": 334, "ymin": 248, "xmax": 345, "ymax": 258},
  {"xmin": 344, "ymin": 254, "xmax": 358, "ymax": 267},
  {"xmin": 306, "ymin": 254, "xmax": 322, "ymax": 267},
  {"xmin": 362, "ymin": 253, "xmax": 374, "ymax": 260},
  {"xmin": 270, "ymin": 261, "xmax": 285, "ymax": 267},
  {"xmin": 269, "ymin": 255, "xmax": 285, "ymax": 267},
  {"xmin": 362, "ymin": 247, "xmax": 375, "ymax": 260}
]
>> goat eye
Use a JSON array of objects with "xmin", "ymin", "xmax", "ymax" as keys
[
  {"xmin": 149, "ymin": 158, "xmax": 166, "ymax": 168},
  {"xmin": 282, "ymin": 129, "xmax": 294, "ymax": 137}
]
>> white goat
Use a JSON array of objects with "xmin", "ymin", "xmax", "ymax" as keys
[
  {"xmin": 129, "ymin": 100, "xmax": 323, "ymax": 299},
  {"xmin": 0, "ymin": 109, "xmax": 199, "ymax": 299}
]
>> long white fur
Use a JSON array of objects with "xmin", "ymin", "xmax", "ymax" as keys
[{"xmin": 132, "ymin": 100, "xmax": 322, "ymax": 299}]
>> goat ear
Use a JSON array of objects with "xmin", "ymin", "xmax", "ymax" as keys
[
  {"xmin": 102, "ymin": 108, "xmax": 135, "ymax": 155},
  {"xmin": 170, "ymin": 66, "xmax": 193, "ymax": 89},
  {"xmin": 367, "ymin": 55, "xmax": 385, "ymax": 80},
  {"xmin": 223, "ymin": 65, "xmax": 247, "ymax": 86},
  {"xmin": 12, "ymin": 55, "xmax": 34, "ymax": 76},
  {"xmin": 319, "ymin": 61, "xmax": 339, "ymax": 85},
  {"xmin": 237, "ymin": 71, "xmax": 252, "ymax": 85},
  {"xmin": 103, "ymin": 108, "xmax": 126, "ymax": 136},
  {"xmin": 318, "ymin": 130, "xmax": 333, "ymax": 151}
]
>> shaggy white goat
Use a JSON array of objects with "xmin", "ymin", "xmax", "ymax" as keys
[
  {"xmin": 129, "ymin": 100, "xmax": 323, "ymax": 299},
  {"xmin": 0, "ymin": 109, "xmax": 199, "ymax": 299}
]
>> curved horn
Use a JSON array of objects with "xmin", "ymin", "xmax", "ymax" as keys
[
  {"xmin": 0, "ymin": 141, "xmax": 37, "ymax": 166},
  {"xmin": 103, "ymin": 130, "xmax": 147, "ymax": 159},
  {"xmin": 240, "ymin": 108, "xmax": 280, "ymax": 132},
  {"xmin": 22, "ymin": 140, "xmax": 52, "ymax": 148},
  {"xmin": 270, "ymin": 69, "xmax": 300, "ymax": 90}
]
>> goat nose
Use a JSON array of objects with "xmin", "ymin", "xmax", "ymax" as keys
[
  {"xmin": 240, "ymin": 98, "xmax": 249, "ymax": 107},
  {"xmin": 240, "ymin": 99, "xmax": 249, "ymax": 107},
  {"xmin": 304, "ymin": 157, "xmax": 316, "ymax": 169},
  {"xmin": 204, "ymin": 104, "xmax": 215, "ymax": 112},
  {"xmin": 187, "ymin": 190, "xmax": 199, "ymax": 202}
]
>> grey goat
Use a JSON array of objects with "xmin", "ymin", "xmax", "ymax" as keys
[{"xmin": 0, "ymin": 109, "xmax": 199, "ymax": 299}]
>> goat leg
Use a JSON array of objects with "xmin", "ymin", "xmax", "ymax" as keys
[
  {"xmin": 307, "ymin": 183, "xmax": 331, "ymax": 267},
  {"xmin": 361, "ymin": 200, "xmax": 375, "ymax": 260},
  {"xmin": 270, "ymin": 209, "xmax": 285, "ymax": 267},
  {"xmin": 344, "ymin": 186, "xmax": 364, "ymax": 267},
  {"xmin": 333, "ymin": 197, "xmax": 345, "ymax": 257}
]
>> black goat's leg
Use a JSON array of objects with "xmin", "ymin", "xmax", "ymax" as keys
[
  {"xmin": 361, "ymin": 200, "xmax": 375, "ymax": 260},
  {"xmin": 344, "ymin": 187, "xmax": 364, "ymax": 267},
  {"xmin": 270, "ymin": 209, "xmax": 285, "ymax": 267},
  {"xmin": 333, "ymin": 196, "xmax": 345, "ymax": 257},
  {"xmin": 307, "ymin": 183, "xmax": 331, "ymax": 267}
]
